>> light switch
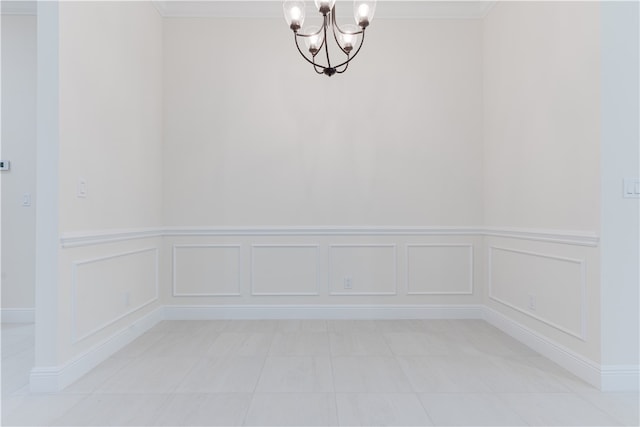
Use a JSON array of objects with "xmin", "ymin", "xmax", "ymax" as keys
[
  {"xmin": 22, "ymin": 193, "xmax": 32, "ymax": 207},
  {"xmin": 77, "ymin": 178, "xmax": 87, "ymax": 198},
  {"xmin": 624, "ymin": 178, "xmax": 640, "ymax": 198}
]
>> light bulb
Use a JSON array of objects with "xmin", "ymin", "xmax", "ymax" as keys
[
  {"xmin": 290, "ymin": 6, "xmax": 301, "ymax": 21},
  {"xmin": 303, "ymin": 26, "xmax": 324, "ymax": 54},
  {"xmin": 283, "ymin": 1, "xmax": 305, "ymax": 31},
  {"xmin": 309, "ymin": 34, "xmax": 320, "ymax": 48},
  {"xmin": 339, "ymin": 24, "xmax": 359, "ymax": 53},
  {"xmin": 343, "ymin": 34, "xmax": 355, "ymax": 46},
  {"xmin": 314, "ymin": 0, "xmax": 336, "ymax": 14},
  {"xmin": 353, "ymin": 1, "xmax": 375, "ymax": 28},
  {"xmin": 357, "ymin": 3, "xmax": 369, "ymax": 18}
]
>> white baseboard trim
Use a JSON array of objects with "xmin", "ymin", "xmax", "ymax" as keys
[
  {"xmin": 164, "ymin": 304, "xmax": 484, "ymax": 320},
  {"xmin": 1, "ymin": 308, "xmax": 35, "ymax": 323},
  {"xmin": 485, "ymin": 307, "xmax": 640, "ymax": 391},
  {"xmin": 483, "ymin": 307, "xmax": 603, "ymax": 388},
  {"xmin": 29, "ymin": 307, "xmax": 163, "ymax": 393},
  {"xmin": 600, "ymin": 365, "xmax": 640, "ymax": 392}
]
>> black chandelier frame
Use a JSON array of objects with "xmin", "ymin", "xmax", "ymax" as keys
[{"xmin": 291, "ymin": 5, "xmax": 366, "ymax": 77}]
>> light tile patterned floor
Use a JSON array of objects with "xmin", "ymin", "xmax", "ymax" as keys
[{"xmin": 2, "ymin": 320, "xmax": 638, "ymax": 426}]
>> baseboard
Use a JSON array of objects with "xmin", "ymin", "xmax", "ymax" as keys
[
  {"xmin": 600, "ymin": 365, "xmax": 640, "ymax": 391},
  {"xmin": 164, "ymin": 304, "xmax": 484, "ymax": 320},
  {"xmin": 1, "ymin": 308, "xmax": 35, "ymax": 323},
  {"xmin": 483, "ymin": 306, "xmax": 603, "ymax": 388},
  {"xmin": 29, "ymin": 306, "xmax": 163, "ymax": 393}
]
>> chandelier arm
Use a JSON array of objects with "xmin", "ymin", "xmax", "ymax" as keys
[
  {"xmin": 330, "ymin": 5, "xmax": 364, "ymax": 36},
  {"xmin": 331, "ymin": 16, "xmax": 350, "ymax": 55},
  {"xmin": 334, "ymin": 26, "xmax": 364, "ymax": 36},
  {"xmin": 296, "ymin": 26, "xmax": 325, "ymax": 38},
  {"xmin": 313, "ymin": 60, "xmax": 325, "ymax": 74},
  {"xmin": 335, "ymin": 60, "xmax": 350, "ymax": 74},
  {"xmin": 294, "ymin": 32, "xmax": 325, "ymax": 68},
  {"xmin": 323, "ymin": 15, "xmax": 331, "ymax": 68},
  {"xmin": 329, "ymin": 7, "xmax": 362, "ymax": 56},
  {"xmin": 294, "ymin": 33, "xmax": 329, "ymax": 74},
  {"xmin": 331, "ymin": 29, "xmax": 365, "ymax": 70},
  {"xmin": 311, "ymin": 51, "xmax": 326, "ymax": 74}
]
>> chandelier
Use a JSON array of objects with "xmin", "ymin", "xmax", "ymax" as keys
[{"xmin": 283, "ymin": 0, "xmax": 377, "ymax": 76}]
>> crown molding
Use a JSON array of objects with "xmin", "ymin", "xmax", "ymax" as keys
[
  {"xmin": 0, "ymin": 0, "xmax": 495, "ymax": 19},
  {"xmin": 152, "ymin": 1, "xmax": 496, "ymax": 19}
]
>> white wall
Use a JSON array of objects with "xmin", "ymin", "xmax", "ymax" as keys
[
  {"xmin": 482, "ymin": 2, "xmax": 602, "ymax": 365},
  {"xmin": 483, "ymin": 1, "xmax": 600, "ymax": 232},
  {"xmin": 600, "ymin": 1, "xmax": 639, "ymax": 390},
  {"xmin": 163, "ymin": 18, "xmax": 483, "ymax": 227},
  {"xmin": 1, "ymin": 14, "xmax": 37, "ymax": 317},
  {"xmin": 58, "ymin": 2, "xmax": 164, "ymax": 232}
]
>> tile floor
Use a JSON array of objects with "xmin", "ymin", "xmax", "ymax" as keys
[{"xmin": 2, "ymin": 320, "xmax": 638, "ymax": 426}]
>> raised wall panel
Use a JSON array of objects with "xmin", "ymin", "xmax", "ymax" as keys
[
  {"xmin": 329, "ymin": 244, "xmax": 397, "ymax": 295},
  {"xmin": 406, "ymin": 244, "xmax": 473, "ymax": 295},
  {"xmin": 489, "ymin": 246, "xmax": 586, "ymax": 339},
  {"xmin": 251, "ymin": 245, "xmax": 319, "ymax": 296},
  {"xmin": 72, "ymin": 247, "xmax": 159, "ymax": 342},
  {"xmin": 173, "ymin": 244, "xmax": 241, "ymax": 296}
]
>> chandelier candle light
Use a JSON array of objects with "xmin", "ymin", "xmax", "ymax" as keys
[{"xmin": 284, "ymin": 0, "xmax": 377, "ymax": 76}]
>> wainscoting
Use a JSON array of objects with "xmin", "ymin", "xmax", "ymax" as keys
[
  {"xmin": 163, "ymin": 228, "xmax": 483, "ymax": 305},
  {"xmin": 173, "ymin": 244, "xmax": 241, "ymax": 296},
  {"xmin": 406, "ymin": 244, "xmax": 473, "ymax": 295},
  {"xmin": 489, "ymin": 245, "xmax": 586, "ymax": 339},
  {"xmin": 72, "ymin": 247, "xmax": 159, "ymax": 343},
  {"xmin": 32, "ymin": 237, "xmax": 165, "ymax": 392},
  {"xmin": 251, "ymin": 245, "xmax": 321, "ymax": 296},
  {"xmin": 29, "ymin": 226, "xmax": 638, "ymax": 393}
]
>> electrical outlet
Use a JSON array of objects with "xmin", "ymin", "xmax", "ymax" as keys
[
  {"xmin": 528, "ymin": 294, "xmax": 536, "ymax": 311},
  {"xmin": 344, "ymin": 276, "xmax": 353, "ymax": 289}
]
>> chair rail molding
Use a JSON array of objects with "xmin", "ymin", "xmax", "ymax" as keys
[{"xmin": 59, "ymin": 226, "xmax": 599, "ymax": 247}]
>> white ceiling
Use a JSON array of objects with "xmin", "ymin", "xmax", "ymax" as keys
[
  {"xmin": 0, "ymin": 0, "xmax": 495, "ymax": 19},
  {"xmin": 152, "ymin": 1, "xmax": 496, "ymax": 19}
]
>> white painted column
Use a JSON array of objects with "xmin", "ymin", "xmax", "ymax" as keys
[
  {"xmin": 32, "ymin": 0, "xmax": 60, "ymax": 391},
  {"xmin": 600, "ymin": 1, "xmax": 640, "ymax": 391}
]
